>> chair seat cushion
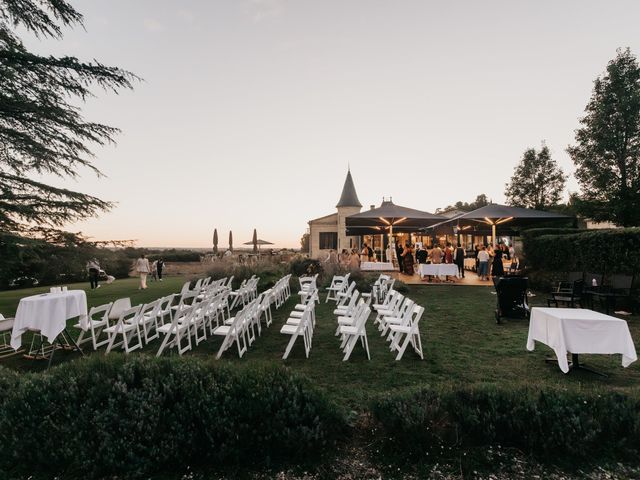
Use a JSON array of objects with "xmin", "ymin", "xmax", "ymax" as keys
[
  {"xmin": 280, "ymin": 324, "xmax": 298, "ymax": 334},
  {"xmin": 0, "ymin": 319, "xmax": 14, "ymax": 332}
]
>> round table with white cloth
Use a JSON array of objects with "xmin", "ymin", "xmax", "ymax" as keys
[
  {"xmin": 10, "ymin": 290, "xmax": 88, "ymax": 350},
  {"xmin": 418, "ymin": 263, "xmax": 460, "ymax": 279}
]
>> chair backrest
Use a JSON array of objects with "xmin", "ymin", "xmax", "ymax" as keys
[
  {"xmin": 140, "ymin": 299, "xmax": 161, "ymax": 319},
  {"xmin": 178, "ymin": 289, "xmax": 200, "ymax": 307},
  {"xmin": 158, "ymin": 294, "xmax": 176, "ymax": 311},
  {"xmin": 89, "ymin": 302, "xmax": 112, "ymax": 322},
  {"xmin": 109, "ymin": 298, "xmax": 132, "ymax": 321},
  {"xmin": 119, "ymin": 304, "xmax": 142, "ymax": 324},
  {"xmin": 180, "ymin": 281, "xmax": 192, "ymax": 295}
]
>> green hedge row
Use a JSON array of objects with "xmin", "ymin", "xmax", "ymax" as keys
[
  {"xmin": 522, "ymin": 228, "xmax": 640, "ymax": 275},
  {"xmin": 372, "ymin": 384, "xmax": 640, "ymax": 460},
  {"xmin": 0, "ymin": 356, "xmax": 346, "ymax": 478}
]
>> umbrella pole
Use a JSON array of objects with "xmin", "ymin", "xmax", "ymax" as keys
[{"xmin": 492, "ymin": 224, "xmax": 496, "ymax": 246}]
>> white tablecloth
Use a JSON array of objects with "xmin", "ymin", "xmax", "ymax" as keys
[
  {"xmin": 361, "ymin": 262, "xmax": 394, "ymax": 271},
  {"xmin": 418, "ymin": 263, "xmax": 460, "ymax": 278},
  {"xmin": 526, "ymin": 307, "xmax": 637, "ymax": 373},
  {"xmin": 10, "ymin": 290, "xmax": 88, "ymax": 350},
  {"xmin": 463, "ymin": 258, "xmax": 476, "ymax": 270}
]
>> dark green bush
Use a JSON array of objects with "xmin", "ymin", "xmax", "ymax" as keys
[
  {"xmin": 289, "ymin": 258, "xmax": 323, "ymax": 278},
  {"xmin": 372, "ymin": 384, "xmax": 640, "ymax": 460},
  {"xmin": 0, "ymin": 356, "xmax": 346, "ymax": 478},
  {"xmin": 523, "ymin": 228, "xmax": 640, "ymax": 275}
]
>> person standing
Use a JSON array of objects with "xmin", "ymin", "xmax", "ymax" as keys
[
  {"xmin": 150, "ymin": 260, "xmax": 158, "ymax": 282},
  {"xmin": 135, "ymin": 253, "xmax": 150, "ymax": 290},
  {"xmin": 444, "ymin": 242, "xmax": 454, "ymax": 264},
  {"xmin": 415, "ymin": 245, "xmax": 428, "ymax": 264},
  {"xmin": 86, "ymin": 258, "xmax": 101, "ymax": 290},
  {"xmin": 454, "ymin": 243, "xmax": 465, "ymax": 278},
  {"xmin": 349, "ymin": 248, "xmax": 360, "ymax": 270},
  {"xmin": 492, "ymin": 244, "xmax": 505, "ymax": 277},
  {"xmin": 430, "ymin": 244, "xmax": 443, "ymax": 264},
  {"xmin": 402, "ymin": 242, "xmax": 415, "ymax": 276},
  {"xmin": 477, "ymin": 246, "xmax": 490, "ymax": 281},
  {"xmin": 157, "ymin": 258, "xmax": 164, "ymax": 281}
]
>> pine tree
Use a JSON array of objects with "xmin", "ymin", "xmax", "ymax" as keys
[
  {"xmin": 568, "ymin": 48, "xmax": 640, "ymax": 226},
  {"xmin": 0, "ymin": 0, "xmax": 137, "ymax": 233},
  {"xmin": 505, "ymin": 143, "xmax": 566, "ymax": 210}
]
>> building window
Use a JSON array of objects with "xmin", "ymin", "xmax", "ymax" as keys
[{"xmin": 319, "ymin": 232, "xmax": 338, "ymax": 250}]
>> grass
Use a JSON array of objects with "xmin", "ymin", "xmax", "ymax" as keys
[{"xmin": 1, "ymin": 275, "xmax": 639, "ymax": 408}]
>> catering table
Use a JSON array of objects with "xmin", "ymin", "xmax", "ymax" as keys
[
  {"xmin": 526, "ymin": 307, "xmax": 637, "ymax": 374},
  {"xmin": 463, "ymin": 258, "xmax": 476, "ymax": 271},
  {"xmin": 10, "ymin": 290, "xmax": 88, "ymax": 352},
  {"xmin": 361, "ymin": 262, "xmax": 395, "ymax": 271},
  {"xmin": 418, "ymin": 263, "xmax": 460, "ymax": 279}
]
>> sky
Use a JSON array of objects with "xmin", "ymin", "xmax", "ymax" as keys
[{"xmin": 22, "ymin": 0, "xmax": 640, "ymax": 248}]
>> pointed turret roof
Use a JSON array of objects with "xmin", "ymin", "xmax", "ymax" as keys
[{"xmin": 336, "ymin": 169, "xmax": 362, "ymax": 208}]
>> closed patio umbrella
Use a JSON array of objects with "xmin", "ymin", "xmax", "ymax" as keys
[
  {"xmin": 213, "ymin": 229, "xmax": 218, "ymax": 254},
  {"xmin": 229, "ymin": 230, "xmax": 233, "ymax": 253}
]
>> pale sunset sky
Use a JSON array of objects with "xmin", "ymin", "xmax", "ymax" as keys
[{"xmin": 24, "ymin": 0, "xmax": 640, "ymax": 248}]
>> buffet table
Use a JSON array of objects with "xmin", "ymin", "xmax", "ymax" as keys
[
  {"xmin": 418, "ymin": 263, "xmax": 460, "ymax": 279},
  {"xmin": 361, "ymin": 262, "xmax": 395, "ymax": 271}
]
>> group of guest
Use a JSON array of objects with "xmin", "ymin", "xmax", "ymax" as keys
[
  {"xmin": 324, "ymin": 248, "xmax": 362, "ymax": 270},
  {"xmin": 409, "ymin": 242, "xmax": 467, "ymax": 278},
  {"xmin": 474, "ymin": 243, "xmax": 516, "ymax": 281}
]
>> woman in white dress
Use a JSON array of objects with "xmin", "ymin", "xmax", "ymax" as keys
[{"xmin": 135, "ymin": 254, "xmax": 150, "ymax": 290}]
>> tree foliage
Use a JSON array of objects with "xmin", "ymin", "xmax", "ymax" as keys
[
  {"xmin": 568, "ymin": 48, "xmax": 640, "ymax": 227},
  {"xmin": 437, "ymin": 194, "xmax": 490, "ymax": 214},
  {"xmin": 504, "ymin": 143, "xmax": 566, "ymax": 210},
  {"xmin": 0, "ymin": 0, "xmax": 137, "ymax": 233}
]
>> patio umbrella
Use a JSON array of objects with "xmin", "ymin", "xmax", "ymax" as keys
[
  {"xmin": 213, "ymin": 229, "xmax": 218, "ymax": 255},
  {"xmin": 345, "ymin": 199, "xmax": 445, "ymax": 236},
  {"xmin": 243, "ymin": 238, "xmax": 274, "ymax": 252},
  {"xmin": 229, "ymin": 230, "xmax": 233, "ymax": 253},
  {"xmin": 423, "ymin": 203, "xmax": 573, "ymax": 243}
]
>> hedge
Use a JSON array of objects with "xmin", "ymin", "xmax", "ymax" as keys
[
  {"xmin": 372, "ymin": 384, "xmax": 640, "ymax": 461},
  {"xmin": 0, "ymin": 356, "xmax": 346, "ymax": 478},
  {"xmin": 522, "ymin": 228, "xmax": 640, "ymax": 275}
]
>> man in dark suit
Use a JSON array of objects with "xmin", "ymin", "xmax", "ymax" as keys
[
  {"xmin": 395, "ymin": 242, "xmax": 404, "ymax": 273},
  {"xmin": 454, "ymin": 243, "xmax": 466, "ymax": 278}
]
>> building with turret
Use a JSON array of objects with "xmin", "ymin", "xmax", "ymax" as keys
[{"xmin": 308, "ymin": 170, "xmax": 362, "ymax": 258}]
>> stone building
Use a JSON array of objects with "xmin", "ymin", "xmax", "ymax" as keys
[{"xmin": 308, "ymin": 170, "xmax": 362, "ymax": 259}]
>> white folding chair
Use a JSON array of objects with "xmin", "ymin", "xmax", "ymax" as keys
[
  {"xmin": 136, "ymin": 299, "xmax": 162, "ymax": 344},
  {"xmin": 325, "ymin": 273, "xmax": 350, "ymax": 303},
  {"xmin": 156, "ymin": 305, "xmax": 194, "ymax": 356},
  {"xmin": 338, "ymin": 305, "xmax": 371, "ymax": 361},
  {"xmin": 213, "ymin": 306, "xmax": 248, "ymax": 359},
  {"xmin": 0, "ymin": 313, "xmax": 17, "ymax": 358},
  {"xmin": 75, "ymin": 302, "xmax": 113, "ymax": 350},
  {"xmin": 281, "ymin": 305, "xmax": 313, "ymax": 359},
  {"xmin": 388, "ymin": 305, "xmax": 425, "ymax": 360},
  {"xmin": 105, "ymin": 305, "xmax": 144, "ymax": 354}
]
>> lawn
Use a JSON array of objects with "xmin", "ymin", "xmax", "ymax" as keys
[{"xmin": 1, "ymin": 275, "xmax": 639, "ymax": 408}]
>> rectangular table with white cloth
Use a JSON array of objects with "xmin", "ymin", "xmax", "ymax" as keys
[
  {"xmin": 526, "ymin": 307, "xmax": 637, "ymax": 374},
  {"xmin": 10, "ymin": 290, "xmax": 88, "ymax": 364},
  {"xmin": 418, "ymin": 263, "xmax": 460, "ymax": 279},
  {"xmin": 361, "ymin": 262, "xmax": 395, "ymax": 271}
]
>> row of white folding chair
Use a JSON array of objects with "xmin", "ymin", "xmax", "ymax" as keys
[
  {"xmin": 335, "ymin": 281, "xmax": 356, "ymax": 309},
  {"xmin": 229, "ymin": 276, "xmax": 259, "ymax": 310},
  {"xmin": 378, "ymin": 296, "xmax": 415, "ymax": 337},
  {"xmin": 298, "ymin": 274, "xmax": 319, "ymax": 304},
  {"xmin": 336, "ymin": 302, "xmax": 371, "ymax": 361},
  {"xmin": 273, "ymin": 275, "xmax": 292, "ymax": 308},
  {"xmin": 213, "ymin": 298, "xmax": 260, "ymax": 359},
  {"xmin": 325, "ymin": 272, "xmax": 351, "ymax": 303},
  {"xmin": 372, "ymin": 290, "xmax": 403, "ymax": 330},
  {"xmin": 281, "ymin": 297, "xmax": 316, "ymax": 359}
]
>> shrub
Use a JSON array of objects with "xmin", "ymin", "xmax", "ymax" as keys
[
  {"xmin": 0, "ymin": 356, "xmax": 346, "ymax": 478},
  {"xmin": 522, "ymin": 228, "xmax": 640, "ymax": 287},
  {"xmin": 289, "ymin": 257, "xmax": 323, "ymax": 278},
  {"xmin": 372, "ymin": 384, "xmax": 640, "ymax": 461}
]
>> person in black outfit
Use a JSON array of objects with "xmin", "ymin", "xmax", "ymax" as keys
[
  {"xmin": 396, "ymin": 243, "xmax": 404, "ymax": 273},
  {"xmin": 415, "ymin": 246, "xmax": 428, "ymax": 264},
  {"xmin": 86, "ymin": 258, "xmax": 101, "ymax": 289},
  {"xmin": 454, "ymin": 243, "xmax": 466, "ymax": 278},
  {"xmin": 492, "ymin": 245, "xmax": 504, "ymax": 277},
  {"xmin": 157, "ymin": 258, "xmax": 164, "ymax": 281}
]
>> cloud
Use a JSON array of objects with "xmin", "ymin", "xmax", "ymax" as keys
[
  {"xmin": 143, "ymin": 18, "xmax": 164, "ymax": 33},
  {"xmin": 245, "ymin": 0, "xmax": 286, "ymax": 23}
]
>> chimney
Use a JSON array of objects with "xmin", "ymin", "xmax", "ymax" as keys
[{"xmin": 370, "ymin": 205, "xmax": 375, "ymax": 210}]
